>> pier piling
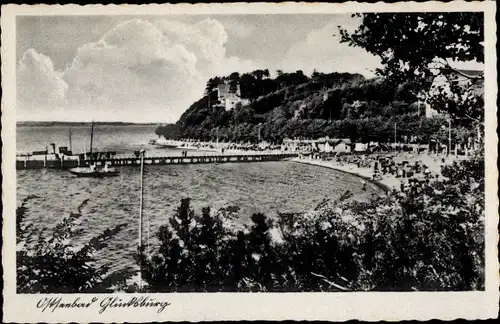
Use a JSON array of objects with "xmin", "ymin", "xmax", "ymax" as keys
[{"xmin": 16, "ymin": 153, "xmax": 298, "ymax": 170}]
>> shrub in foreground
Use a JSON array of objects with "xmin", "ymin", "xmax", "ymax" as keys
[
  {"xmin": 17, "ymin": 197, "xmax": 132, "ymax": 293},
  {"xmin": 138, "ymin": 155, "xmax": 484, "ymax": 292},
  {"xmin": 16, "ymin": 154, "xmax": 484, "ymax": 292}
]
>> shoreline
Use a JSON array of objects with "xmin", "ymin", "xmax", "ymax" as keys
[{"xmin": 290, "ymin": 157, "xmax": 394, "ymax": 193}]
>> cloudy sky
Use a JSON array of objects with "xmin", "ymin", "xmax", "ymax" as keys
[{"xmin": 16, "ymin": 14, "xmax": 382, "ymax": 123}]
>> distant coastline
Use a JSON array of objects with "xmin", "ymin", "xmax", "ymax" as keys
[{"xmin": 17, "ymin": 121, "xmax": 158, "ymax": 127}]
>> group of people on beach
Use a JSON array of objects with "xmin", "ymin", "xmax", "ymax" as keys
[
  {"xmin": 402, "ymin": 176, "xmax": 437, "ymax": 195},
  {"xmin": 327, "ymin": 152, "xmax": 438, "ymax": 193},
  {"xmin": 372, "ymin": 157, "xmax": 431, "ymax": 180}
]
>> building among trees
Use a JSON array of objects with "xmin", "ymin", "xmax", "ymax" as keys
[
  {"xmin": 425, "ymin": 68, "xmax": 483, "ymax": 118},
  {"xmin": 216, "ymin": 82, "xmax": 251, "ymax": 111},
  {"xmin": 282, "ymin": 137, "xmax": 352, "ymax": 153}
]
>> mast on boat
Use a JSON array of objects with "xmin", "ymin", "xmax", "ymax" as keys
[
  {"xmin": 89, "ymin": 119, "xmax": 94, "ymax": 158},
  {"xmin": 68, "ymin": 128, "xmax": 73, "ymax": 153}
]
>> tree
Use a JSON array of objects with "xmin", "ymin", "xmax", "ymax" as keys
[
  {"xmin": 239, "ymin": 73, "xmax": 257, "ymax": 98},
  {"xmin": 252, "ymin": 69, "xmax": 271, "ymax": 96},
  {"xmin": 205, "ymin": 78, "xmax": 220, "ymax": 111},
  {"xmin": 311, "ymin": 69, "xmax": 322, "ymax": 80},
  {"xmin": 340, "ymin": 13, "xmax": 484, "ymax": 121},
  {"xmin": 252, "ymin": 69, "xmax": 270, "ymax": 81},
  {"xmin": 155, "ymin": 123, "xmax": 182, "ymax": 139},
  {"xmin": 205, "ymin": 78, "xmax": 217, "ymax": 96},
  {"xmin": 137, "ymin": 198, "xmax": 236, "ymax": 292},
  {"xmin": 229, "ymin": 72, "xmax": 240, "ymax": 94},
  {"xmin": 17, "ymin": 197, "xmax": 131, "ymax": 293}
]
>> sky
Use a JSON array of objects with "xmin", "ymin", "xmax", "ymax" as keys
[{"xmin": 16, "ymin": 14, "xmax": 383, "ymax": 123}]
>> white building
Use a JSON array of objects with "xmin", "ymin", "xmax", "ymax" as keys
[
  {"xmin": 281, "ymin": 138, "xmax": 351, "ymax": 153},
  {"xmin": 425, "ymin": 68, "xmax": 483, "ymax": 118},
  {"xmin": 217, "ymin": 82, "xmax": 250, "ymax": 111}
]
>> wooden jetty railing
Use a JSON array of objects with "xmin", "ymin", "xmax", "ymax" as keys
[{"xmin": 16, "ymin": 153, "xmax": 299, "ymax": 170}]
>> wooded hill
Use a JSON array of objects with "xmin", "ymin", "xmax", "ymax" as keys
[{"xmin": 156, "ymin": 69, "xmax": 471, "ymax": 144}]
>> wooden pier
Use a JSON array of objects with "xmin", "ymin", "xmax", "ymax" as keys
[{"xmin": 16, "ymin": 153, "xmax": 299, "ymax": 170}]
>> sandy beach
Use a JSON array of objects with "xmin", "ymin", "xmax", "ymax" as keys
[
  {"xmin": 291, "ymin": 153, "xmax": 465, "ymax": 193},
  {"xmin": 291, "ymin": 157, "xmax": 396, "ymax": 193}
]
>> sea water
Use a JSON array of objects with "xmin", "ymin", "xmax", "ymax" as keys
[{"xmin": 16, "ymin": 124, "xmax": 381, "ymax": 272}]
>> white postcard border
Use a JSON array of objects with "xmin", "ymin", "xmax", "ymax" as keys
[{"xmin": 2, "ymin": 2, "xmax": 498, "ymax": 322}]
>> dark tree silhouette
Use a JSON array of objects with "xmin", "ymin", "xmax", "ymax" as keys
[{"xmin": 339, "ymin": 12, "xmax": 484, "ymax": 121}]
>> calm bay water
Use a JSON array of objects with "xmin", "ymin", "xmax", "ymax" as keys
[
  {"xmin": 17, "ymin": 124, "xmax": 169, "ymax": 155},
  {"xmin": 16, "ymin": 124, "xmax": 382, "ymax": 272}
]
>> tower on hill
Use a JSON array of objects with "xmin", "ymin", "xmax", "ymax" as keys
[{"xmin": 216, "ymin": 82, "xmax": 250, "ymax": 111}]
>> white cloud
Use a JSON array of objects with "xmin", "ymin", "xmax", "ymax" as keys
[
  {"xmin": 279, "ymin": 18, "xmax": 381, "ymax": 77},
  {"xmin": 61, "ymin": 19, "xmax": 204, "ymax": 121},
  {"xmin": 17, "ymin": 49, "xmax": 68, "ymax": 119},
  {"xmin": 220, "ymin": 18, "xmax": 255, "ymax": 39},
  {"xmin": 153, "ymin": 18, "xmax": 228, "ymax": 76},
  {"xmin": 17, "ymin": 16, "xmax": 385, "ymax": 122},
  {"xmin": 17, "ymin": 18, "xmax": 261, "ymax": 122}
]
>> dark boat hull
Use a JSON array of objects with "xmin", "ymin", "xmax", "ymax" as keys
[{"xmin": 155, "ymin": 144, "xmax": 178, "ymax": 149}]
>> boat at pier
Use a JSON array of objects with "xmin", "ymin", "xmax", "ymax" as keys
[
  {"xmin": 68, "ymin": 120, "xmax": 120, "ymax": 177},
  {"xmin": 150, "ymin": 138, "xmax": 179, "ymax": 148},
  {"xmin": 69, "ymin": 164, "xmax": 119, "ymax": 177}
]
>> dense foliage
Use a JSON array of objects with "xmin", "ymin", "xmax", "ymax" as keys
[
  {"xmin": 158, "ymin": 71, "xmax": 458, "ymax": 143},
  {"xmin": 158, "ymin": 71, "xmax": 480, "ymax": 144},
  {"xmin": 155, "ymin": 123, "xmax": 181, "ymax": 139},
  {"xmin": 137, "ymin": 153, "xmax": 484, "ymax": 292},
  {"xmin": 340, "ymin": 12, "xmax": 484, "ymax": 122},
  {"xmin": 16, "ymin": 196, "xmax": 133, "ymax": 293},
  {"xmin": 154, "ymin": 13, "xmax": 483, "ymax": 144}
]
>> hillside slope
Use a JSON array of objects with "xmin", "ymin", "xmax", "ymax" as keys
[{"xmin": 157, "ymin": 70, "xmax": 454, "ymax": 144}]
